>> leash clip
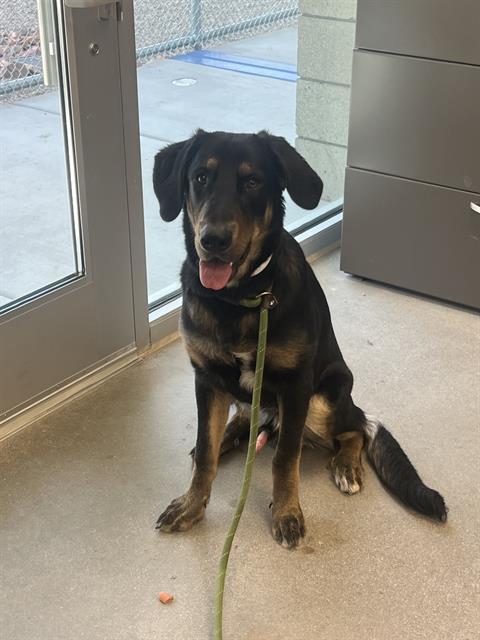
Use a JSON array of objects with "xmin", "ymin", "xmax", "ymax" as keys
[{"xmin": 258, "ymin": 292, "xmax": 278, "ymax": 310}]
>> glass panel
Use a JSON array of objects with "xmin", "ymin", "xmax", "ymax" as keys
[
  {"xmin": 134, "ymin": 1, "xmax": 343, "ymax": 306},
  {"xmin": 0, "ymin": 0, "xmax": 82, "ymax": 313}
]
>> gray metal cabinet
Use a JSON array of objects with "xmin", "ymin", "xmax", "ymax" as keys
[
  {"xmin": 347, "ymin": 52, "xmax": 480, "ymax": 194},
  {"xmin": 356, "ymin": 0, "xmax": 480, "ymax": 66},
  {"xmin": 342, "ymin": 0, "xmax": 480, "ymax": 308},
  {"xmin": 342, "ymin": 169, "xmax": 480, "ymax": 308}
]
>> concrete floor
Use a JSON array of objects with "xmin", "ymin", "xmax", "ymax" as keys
[{"xmin": 1, "ymin": 249, "xmax": 479, "ymax": 639}]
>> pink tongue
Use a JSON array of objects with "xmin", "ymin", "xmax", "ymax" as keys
[{"xmin": 199, "ymin": 260, "xmax": 233, "ymax": 290}]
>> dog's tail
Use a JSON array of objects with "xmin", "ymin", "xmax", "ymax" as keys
[{"xmin": 362, "ymin": 415, "xmax": 447, "ymax": 522}]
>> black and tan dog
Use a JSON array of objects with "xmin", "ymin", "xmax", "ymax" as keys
[{"xmin": 153, "ymin": 130, "xmax": 447, "ymax": 548}]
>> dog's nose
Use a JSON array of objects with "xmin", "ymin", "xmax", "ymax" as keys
[{"xmin": 200, "ymin": 227, "xmax": 232, "ymax": 253}]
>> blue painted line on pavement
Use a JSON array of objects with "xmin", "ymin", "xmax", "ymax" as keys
[
  {"xmin": 188, "ymin": 50, "xmax": 296, "ymax": 73},
  {"xmin": 173, "ymin": 50, "xmax": 297, "ymax": 83}
]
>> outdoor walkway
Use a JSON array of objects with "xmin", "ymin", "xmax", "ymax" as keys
[{"xmin": 0, "ymin": 27, "xmax": 302, "ymax": 305}]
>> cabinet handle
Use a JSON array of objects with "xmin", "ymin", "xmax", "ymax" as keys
[{"xmin": 470, "ymin": 202, "xmax": 480, "ymax": 215}]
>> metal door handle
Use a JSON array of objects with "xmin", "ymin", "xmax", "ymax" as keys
[
  {"xmin": 64, "ymin": 0, "xmax": 121, "ymax": 22},
  {"xmin": 65, "ymin": 0, "xmax": 116, "ymax": 7},
  {"xmin": 37, "ymin": 0, "xmax": 58, "ymax": 87},
  {"xmin": 470, "ymin": 202, "xmax": 480, "ymax": 215}
]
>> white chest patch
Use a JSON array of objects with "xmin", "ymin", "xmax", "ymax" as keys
[{"xmin": 232, "ymin": 352, "xmax": 255, "ymax": 391}]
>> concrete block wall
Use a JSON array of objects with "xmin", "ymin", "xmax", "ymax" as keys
[{"xmin": 296, "ymin": 0, "xmax": 357, "ymax": 202}]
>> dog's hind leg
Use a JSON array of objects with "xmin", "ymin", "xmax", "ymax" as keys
[
  {"xmin": 219, "ymin": 406, "xmax": 250, "ymax": 455},
  {"xmin": 330, "ymin": 430, "xmax": 364, "ymax": 495},
  {"xmin": 316, "ymin": 361, "xmax": 365, "ymax": 495},
  {"xmin": 216, "ymin": 402, "xmax": 277, "ymax": 457},
  {"xmin": 304, "ymin": 391, "xmax": 364, "ymax": 494}
]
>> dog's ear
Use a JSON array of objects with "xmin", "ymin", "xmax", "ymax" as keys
[
  {"xmin": 153, "ymin": 130, "xmax": 204, "ymax": 221},
  {"xmin": 258, "ymin": 132, "xmax": 323, "ymax": 209}
]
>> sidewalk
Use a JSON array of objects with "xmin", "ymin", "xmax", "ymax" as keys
[{"xmin": 0, "ymin": 27, "xmax": 304, "ymax": 305}]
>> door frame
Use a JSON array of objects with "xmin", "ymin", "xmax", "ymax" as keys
[{"xmin": 0, "ymin": 0, "xmax": 149, "ymax": 438}]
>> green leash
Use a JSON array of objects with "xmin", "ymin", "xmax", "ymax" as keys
[{"xmin": 214, "ymin": 292, "xmax": 277, "ymax": 640}]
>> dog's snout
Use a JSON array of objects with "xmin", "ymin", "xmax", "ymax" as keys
[{"xmin": 200, "ymin": 226, "xmax": 232, "ymax": 254}]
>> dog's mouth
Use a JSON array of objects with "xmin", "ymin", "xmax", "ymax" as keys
[{"xmin": 199, "ymin": 259, "xmax": 233, "ymax": 290}]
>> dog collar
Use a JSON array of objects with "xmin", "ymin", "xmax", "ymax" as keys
[
  {"xmin": 250, "ymin": 254, "xmax": 272, "ymax": 278},
  {"xmin": 239, "ymin": 291, "xmax": 278, "ymax": 309},
  {"xmin": 216, "ymin": 255, "xmax": 276, "ymax": 309},
  {"xmin": 238, "ymin": 255, "xmax": 275, "ymax": 308}
]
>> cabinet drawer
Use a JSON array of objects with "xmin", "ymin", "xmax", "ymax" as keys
[
  {"xmin": 341, "ymin": 168, "xmax": 480, "ymax": 308},
  {"xmin": 347, "ymin": 51, "xmax": 480, "ymax": 194},
  {"xmin": 356, "ymin": 0, "xmax": 480, "ymax": 66}
]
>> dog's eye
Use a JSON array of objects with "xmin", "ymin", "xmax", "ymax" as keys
[
  {"xmin": 196, "ymin": 173, "xmax": 207, "ymax": 186},
  {"xmin": 246, "ymin": 175, "xmax": 261, "ymax": 189}
]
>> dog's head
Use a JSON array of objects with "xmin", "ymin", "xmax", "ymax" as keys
[{"xmin": 153, "ymin": 130, "xmax": 323, "ymax": 290}]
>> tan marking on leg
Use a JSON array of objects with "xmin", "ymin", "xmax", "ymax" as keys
[
  {"xmin": 190, "ymin": 402, "xmax": 253, "ymax": 459},
  {"xmin": 304, "ymin": 394, "xmax": 334, "ymax": 447},
  {"xmin": 271, "ymin": 399, "xmax": 305, "ymax": 548},
  {"xmin": 156, "ymin": 389, "xmax": 231, "ymax": 533},
  {"xmin": 200, "ymin": 388, "xmax": 232, "ymax": 479},
  {"xmin": 272, "ymin": 399, "xmax": 294, "ymax": 503},
  {"xmin": 187, "ymin": 387, "xmax": 230, "ymax": 510}
]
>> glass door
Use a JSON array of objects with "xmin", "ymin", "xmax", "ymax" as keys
[
  {"xmin": 0, "ymin": 1, "xmax": 81, "ymax": 313},
  {"xmin": 131, "ymin": 1, "xmax": 342, "ymax": 310},
  {"xmin": 0, "ymin": 0, "xmax": 148, "ymax": 425}
]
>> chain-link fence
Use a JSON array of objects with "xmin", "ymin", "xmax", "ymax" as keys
[
  {"xmin": 0, "ymin": 0, "xmax": 42, "ymax": 99},
  {"xmin": 0, "ymin": 0, "xmax": 298, "ymax": 101}
]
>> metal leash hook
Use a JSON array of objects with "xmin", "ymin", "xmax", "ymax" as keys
[{"xmin": 257, "ymin": 291, "xmax": 278, "ymax": 310}]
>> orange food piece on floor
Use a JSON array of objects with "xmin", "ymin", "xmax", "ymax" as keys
[{"xmin": 159, "ymin": 591, "xmax": 174, "ymax": 604}]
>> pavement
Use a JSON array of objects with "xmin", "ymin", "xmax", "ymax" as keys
[
  {"xmin": 1, "ymin": 248, "xmax": 478, "ymax": 640},
  {"xmin": 0, "ymin": 27, "xmax": 308, "ymax": 306}
]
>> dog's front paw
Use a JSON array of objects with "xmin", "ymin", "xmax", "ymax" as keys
[
  {"xmin": 155, "ymin": 492, "xmax": 206, "ymax": 532},
  {"xmin": 272, "ymin": 505, "xmax": 305, "ymax": 549}
]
